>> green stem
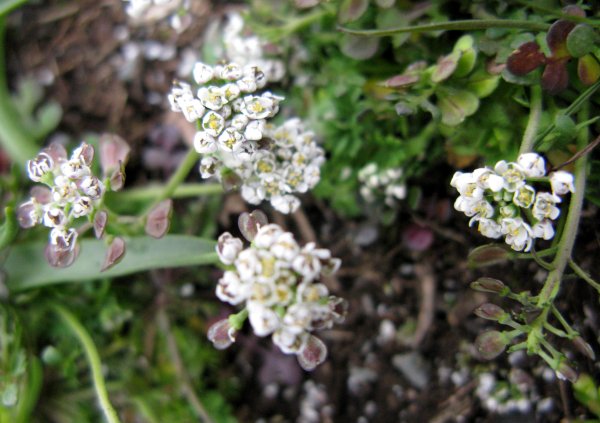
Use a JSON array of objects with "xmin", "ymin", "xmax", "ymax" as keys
[
  {"xmin": 569, "ymin": 259, "xmax": 600, "ymax": 293},
  {"xmin": 143, "ymin": 148, "xmax": 200, "ymax": 215},
  {"xmin": 519, "ymin": 85, "xmax": 542, "ymax": 156},
  {"xmin": 112, "ymin": 183, "xmax": 222, "ymax": 203},
  {"xmin": 534, "ymin": 79, "xmax": 600, "ymax": 148},
  {"xmin": 53, "ymin": 304, "xmax": 122, "ymax": 423},
  {"xmin": 338, "ymin": 19, "xmax": 550, "ymax": 38},
  {"xmin": 0, "ymin": 17, "xmax": 37, "ymax": 164},
  {"xmin": 551, "ymin": 305, "xmax": 578, "ymax": 338}
]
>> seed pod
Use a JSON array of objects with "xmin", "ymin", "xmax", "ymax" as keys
[
  {"xmin": 101, "ymin": 237, "xmax": 126, "ymax": 272},
  {"xmin": 145, "ymin": 199, "xmax": 172, "ymax": 239},
  {"xmin": 572, "ymin": 336, "xmax": 596, "ymax": 360},
  {"xmin": 467, "ymin": 244, "xmax": 511, "ymax": 268},
  {"xmin": 474, "ymin": 303, "xmax": 506, "ymax": 321},
  {"xmin": 238, "ymin": 210, "xmax": 268, "ymax": 241},
  {"xmin": 556, "ymin": 362, "xmax": 578, "ymax": 383},
  {"xmin": 297, "ymin": 335, "xmax": 327, "ymax": 371},
  {"xmin": 470, "ymin": 277, "xmax": 507, "ymax": 294},
  {"xmin": 207, "ymin": 318, "xmax": 237, "ymax": 350},
  {"xmin": 475, "ymin": 330, "xmax": 507, "ymax": 360},
  {"xmin": 93, "ymin": 211, "xmax": 108, "ymax": 239}
]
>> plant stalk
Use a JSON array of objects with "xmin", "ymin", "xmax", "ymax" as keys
[{"xmin": 53, "ymin": 304, "xmax": 122, "ymax": 423}]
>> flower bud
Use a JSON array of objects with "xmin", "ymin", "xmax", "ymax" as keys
[
  {"xmin": 145, "ymin": 199, "xmax": 172, "ymax": 239},
  {"xmin": 556, "ymin": 362, "xmax": 578, "ymax": 383},
  {"xmin": 216, "ymin": 232, "xmax": 243, "ymax": 265},
  {"xmin": 572, "ymin": 336, "xmax": 596, "ymax": 360},
  {"xmin": 475, "ymin": 330, "xmax": 508, "ymax": 360},
  {"xmin": 474, "ymin": 303, "xmax": 506, "ymax": 321},
  {"xmin": 238, "ymin": 210, "xmax": 268, "ymax": 241},
  {"xmin": 467, "ymin": 244, "xmax": 511, "ymax": 268},
  {"xmin": 470, "ymin": 277, "xmax": 507, "ymax": 294}
]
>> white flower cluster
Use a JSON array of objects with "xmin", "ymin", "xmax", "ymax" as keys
[
  {"xmin": 222, "ymin": 12, "xmax": 286, "ymax": 83},
  {"xmin": 17, "ymin": 142, "xmax": 106, "ymax": 266},
  {"xmin": 168, "ymin": 61, "xmax": 324, "ymax": 214},
  {"xmin": 358, "ymin": 163, "xmax": 407, "ymax": 207},
  {"xmin": 123, "ymin": 0, "xmax": 190, "ymax": 31},
  {"xmin": 208, "ymin": 222, "xmax": 346, "ymax": 370},
  {"xmin": 451, "ymin": 152, "xmax": 575, "ymax": 252}
]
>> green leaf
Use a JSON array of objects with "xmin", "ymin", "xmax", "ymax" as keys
[
  {"xmin": 4, "ymin": 235, "xmax": 218, "ymax": 292},
  {"xmin": 0, "ymin": 207, "xmax": 18, "ymax": 250},
  {"xmin": 437, "ymin": 88, "xmax": 479, "ymax": 126},
  {"xmin": 0, "ymin": 0, "xmax": 28, "ymax": 17},
  {"xmin": 567, "ymin": 24, "xmax": 599, "ymax": 58}
]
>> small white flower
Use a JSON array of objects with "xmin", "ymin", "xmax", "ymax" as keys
[
  {"xmin": 254, "ymin": 224, "xmax": 284, "ymax": 249},
  {"xmin": 512, "ymin": 185, "xmax": 536, "ymax": 208},
  {"xmin": 217, "ymin": 128, "xmax": 245, "ymax": 152},
  {"xmin": 80, "ymin": 176, "xmax": 104, "ymax": 200},
  {"xmin": 549, "ymin": 171, "xmax": 575, "ymax": 195},
  {"xmin": 193, "ymin": 131, "xmax": 218, "ymax": 154},
  {"xmin": 236, "ymin": 76, "xmax": 258, "ymax": 93},
  {"xmin": 198, "ymin": 86, "xmax": 227, "ymax": 111},
  {"xmin": 216, "ymin": 270, "xmax": 249, "ymax": 305},
  {"xmin": 494, "ymin": 161, "xmax": 526, "ymax": 192},
  {"xmin": 244, "ymin": 119, "xmax": 266, "ymax": 141},
  {"xmin": 60, "ymin": 159, "xmax": 91, "ymax": 179},
  {"xmin": 49, "ymin": 226, "xmax": 78, "ymax": 252},
  {"xmin": 222, "ymin": 83, "xmax": 241, "ymax": 102},
  {"xmin": 293, "ymin": 244, "xmax": 322, "ymax": 281},
  {"xmin": 248, "ymin": 303, "xmax": 280, "ymax": 336},
  {"xmin": 271, "ymin": 195, "xmax": 301, "ymax": 214},
  {"xmin": 180, "ymin": 98, "xmax": 206, "ymax": 122},
  {"xmin": 270, "ymin": 232, "xmax": 300, "ymax": 262},
  {"xmin": 201, "ymin": 111, "xmax": 225, "ymax": 137},
  {"xmin": 216, "ymin": 232, "xmax": 244, "ymax": 265},
  {"xmin": 192, "ymin": 62, "xmax": 214, "ymax": 84},
  {"xmin": 532, "ymin": 219, "xmax": 555, "ymax": 240},
  {"xmin": 230, "ymin": 114, "xmax": 249, "ymax": 131},
  {"xmin": 199, "ymin": 156, "xmax": 219, "ymax": 178},
  {"xmin": 501, "ymin": 217, "xmax": 533, "ymax": 252},
  {"xmin": 240, "ymin": 95, "xmax": 274, "ymax": 119},
  {"xmin": 532, "ymin": 192, "xmax": 561, "ymax": 221},
  {"xmin": 241, "ymin": 183, "xmax": 265, "ymax": 205},
  {"xmin": 470, "ymin": 217, "xmax": 502, "ymax": 239},
  {"xmin": 51, "ymin": 177, "xmax": 78, "ymax": 205},
  {"xmin": 517, "ymin": 153, "xmax": 546, "ymax": 177},
  {"xmin": 71, "ymin": 196, "xmax": 93, "ymax": 218},
  {"xmin": 221, "ymin": 63, "xmax": 243, "ymax": 80},
  {"xmin": 43, "ymin": 207, "xmax": 66, "ymax": 228},
  {"xmin": 472, "ymin": 168, "xmax": 505, "ymax": 192},
  {"xmin": 273, "ymin": 327, "xmax": 307, "ymax": 354},
  {"xmin": 235, "ymin": 248, "xmax": 260, "ymax": 282}
]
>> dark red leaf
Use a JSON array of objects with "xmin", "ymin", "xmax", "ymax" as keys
[{"xmin": 506, "ymin": 41, "xmax": 546, "ymax": 76}]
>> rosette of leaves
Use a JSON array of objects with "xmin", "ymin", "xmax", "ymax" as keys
[
  {"xmin": 506, "ymin": 6, "xmax": 600, "ymax": 94},
  {"xmin": 386, "ymin": 35, "xmax": 500, "ymax": 126}
]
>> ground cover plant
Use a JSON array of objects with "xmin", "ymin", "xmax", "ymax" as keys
[{"xmin": 1, "ymin": 0, "xmax": 600, "ymax": 421}]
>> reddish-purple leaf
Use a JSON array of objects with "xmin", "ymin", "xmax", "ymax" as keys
[
  {"xmin": 101, "ymin": 237, "xmax": 126, "ymax": 272},
  {"xmin": 542, "ymin": 59, "xmax": 570, "ymax": 94},
  {"xmin": 506, "ymin": 41, "xmax": 546, "ymax": 76},
  {"xmin": 547, "ymin": 20, "xmax": 576, "ymax": 59},
  {"xmin": 145, "ymin": 199, "xmax": 172, "ymax": 239},
  {"xmin": 385, "ymin": 74, "xmax": 420, "ymax": 88}
]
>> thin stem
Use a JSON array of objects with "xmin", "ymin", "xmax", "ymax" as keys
[
  {"xmin": 53, "ymin": 304, "xmax": 122, "ymax": 423},
  {"xmin": 568, "ymin": 259, "xmax": 600, "ymax": 293},
  {"xmin": 338, "ymin": 19, "xmax": 550, "ymax": 38},
  {"xmin": 156, "ymin": 309, "xmax": 215, "ymax": 423},
  {"xmin": 519, "ymin": 85, "xmax": 542, "ymax": 155},
  {"xmin": 112, "ymin": 183, "xmax": 222, "ymax": 203},
  {"xmin": 536, "ymin": 107, "xmax": 588, "ymax": 308},
  {"xmin": 543, "ymin": 322, "xmax": 568, "ymax": 338},
  {"xmin": 143, "ymin": 148, "xmax": 199, "ymax": 215},
  {"xmin": 534, "ymin": 79, "xmax": 600, "ymax": 148},
  {"xmin": 551, "ymin": 305, "xmax": 578, "ymax": 338}
]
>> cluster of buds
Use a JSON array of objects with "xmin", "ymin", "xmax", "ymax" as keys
[
  {"xmin": 208, "ymin": 211, "xmax": 347, "ymax": 371},
  {"xmin": 451, "ymin": 152, "xmax": 575, "ymax": 252},
  {"xmin": 169, "ymin": 61, "xmax": 324, "ymax": 214},
  {"xmin": 123, "ymin": 0, "xmax": 191, "ymax": 32},
  {"xmin": 17, "ymin": 136, "xmax": 130, "ymax": 267},
  {"xmin": 222, "ymin": 12, "xmax": 285, "ymax": 83},
  {"xmin": 358, "ymin": 163, "xmax": 407, "ymax": 207}
]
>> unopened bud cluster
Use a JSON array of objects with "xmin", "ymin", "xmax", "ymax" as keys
[
  {"xmin": 169, "ymin": 61, "xmax": 324, "ymax": 214},
  {"xmin": 208, "ymin": 214, "xmax": 346, "ymax": 370},
  {"xmin": 358, "ymin": 163, "xmax": 406, "ymax": 207},
  {"xmin": 451, "ymin": 152, "xmax": 575, "ymax": 252}
]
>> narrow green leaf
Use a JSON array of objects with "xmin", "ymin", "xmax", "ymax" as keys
[
  {"xmin": 4, "ymin": 235, "xmax": 218, "ymax": 291},
  {"xmin": 0, "ymin": 207, "xmax": 18, "ymax": 250},
  {"xmin": 0, "ymin": 0, "xmax": 28, "ymax": 17}
]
